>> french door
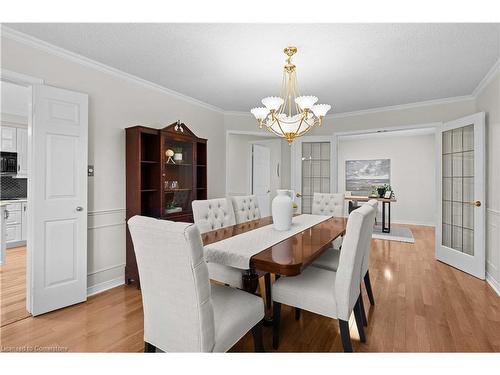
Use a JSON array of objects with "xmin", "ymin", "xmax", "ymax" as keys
[
  {"xmin": 291, "ymin": 136, "xmax": 335, "ymax": 213},
  {"xmin": 436, "ymin": 113, "xmax": 485, "ymax": 279}
]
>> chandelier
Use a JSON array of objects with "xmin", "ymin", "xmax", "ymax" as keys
[{"xmin": 250, "ymin": 46, "xmax": 331, "ymax": 144}]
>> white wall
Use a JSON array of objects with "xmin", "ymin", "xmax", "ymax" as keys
[
  {"xmin": 226, "ymin": 133, "xmax": 289, "ymax": 203},
  {"xmin": 476, "ymin": 68, "xmax": 500, "ymax": 293},
  {"xmin": 1, "ymin": 80, "xmax": 29, "ymax": 124},
  {"xmin": 1, "ymin": 35, "xmax": 226, "ymax": 294},
  {"xmin": 338, "ymin": 132, "xmax": 436, "ymax": 226}
]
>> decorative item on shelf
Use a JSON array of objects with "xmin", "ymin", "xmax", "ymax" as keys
[
  {"xmin": 174, "ymin": 120, "xmax": 184, "ymax": 133},
  {"xmin": 250, "ymin": 46, "xmax": 331, "ymax": 144},
  {"xmin": 384, "ymin": 190, "xmax": 393, "ymax": 199},
  {"xmin": 173, "ymin": 147, "xmax": 183, "ymax": 162},
  {"xmin": 272, "ymin": 189, "xmax": 294, "ymax": 231},
  {"xmin": 374, "ymin": 183, "xmax": 392, "ymax": 198},
  {"xmin": 165, "ymin": 149, "xmax": 175, "ymax": 164},
  {"xmin": 292, "ymin": 202, "xmax": 299, "ymax": 215},
  {"xmin": 170, "ymin": 180, "xmax": 179, "ymax": 190},
  {"xmin": 165, "ymin": 202, "xmax": 182, "ymax": 214}
]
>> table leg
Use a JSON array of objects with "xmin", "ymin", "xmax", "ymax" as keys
[
  {"xmin": 382, "ymin": 201, "xmax": 391, "ymax": 233},
  {"xmin": 242, "ymin": 269, "xmax": 259, "ymax": 294}
]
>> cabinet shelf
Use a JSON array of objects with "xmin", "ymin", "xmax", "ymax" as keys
[
  {"xmin": 141, "ymin": 160, "xmax": 159, "ymax": 164},
  {"xmin": 141, "ymin": 189, "xmax": 158, "ymax": 193}
]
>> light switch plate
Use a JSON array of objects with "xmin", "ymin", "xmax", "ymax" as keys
[{"xmin": 88, "ymin": 165, "xmax": 94, "ymax": 176}]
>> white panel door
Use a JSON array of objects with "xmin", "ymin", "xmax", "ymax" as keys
[
  {"xmin": 252, "ymin": 144, "xmax": 271, "ymax": 217},
  {"xmin": 436, "ymin": 113, "xmax": 485, "ymax": 279},
  {"xmin": 16, "ymin": 127, "xmax": 28, "ymax": 176},
  {"xmin": 30, "ymin": 85, "xmax": 88, "ymax": 315}
]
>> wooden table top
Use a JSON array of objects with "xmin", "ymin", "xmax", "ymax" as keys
[
  {"xmin": 345, "ymin": 195, "xmax": 397, "ymax": 203},
  {"xmin": 201, "ymin": 215, "xmax": 347, "ymax": 276}
]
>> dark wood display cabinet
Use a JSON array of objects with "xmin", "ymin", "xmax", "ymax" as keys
[{"xmin": 125, "ymin": 121, "xmax": 207, "ymax": 287}]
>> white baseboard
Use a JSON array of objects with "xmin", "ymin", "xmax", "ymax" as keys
[
  {"xmin": 87, "ymin": 276, "xmax": 125, "ymax": 297},
  {"xmin": 390, "ymin": 220, "xmax": 435, "ymax": 227},
  {"xmin": 486, "ymin": 272, "xmax": 500, "ymax": 297}
]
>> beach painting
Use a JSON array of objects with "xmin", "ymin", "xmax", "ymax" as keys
[{"xmin": 346, "ymin": 159, "xmax": 390, "ymax": 193}]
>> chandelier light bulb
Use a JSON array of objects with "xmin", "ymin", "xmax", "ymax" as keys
[
  {"xmin": 261, "ymin": 96, "xmax": 284, "ymax": 111},
  {"xmin": 311, "ymin": 104, "xmax": 331, "ymax": 117},
  {"xmin": 295, "ymin": 96, "xmax": 318, "ymax": 110},
  {"xmin": 250, "ymin": 107, "xmax": 270, "ymax": 120}
]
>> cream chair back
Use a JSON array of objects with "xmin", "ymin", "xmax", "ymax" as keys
[
  {"xmin": 334, "ymin": 204, "xmax": 376, "ymax": 321},
  {"xmin": 192, "ymin": 198, "xmax": 236, "ymax": 233},
  {"xmin": 127, "ymin": 216, "xmax": 215, "ymax": 352},
  {"xmin": 361, "ymin": 199, "xmax": 378, "ymax": 275},
  {"xmin": 312, "ymin": 193, "xmax": 345, "ymax": 217},
  {"xmin": 231, "ymin": 195, "xmax": 261, "ymax": 224}
]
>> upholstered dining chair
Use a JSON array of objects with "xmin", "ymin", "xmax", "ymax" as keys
[
  {"xmin": 271, "ymin": 204, "xmax": 376, "ymax": 352},
  {"xmin": 311, "ymin": 192, "xmax": 345, "ymax": 249},
  {"xmin": 128, "ymin": 215, "xmax": 265, "ymax": 352},
  {"xmin": 312, "ymin": 199, "xmax": 378, "ymax": 318},
  {"xmin": 231, "ymin": 195, "xmax": 261, "ymax": 224},
  {"xmin": 192, "ymin": 198, "xmax": 245, "ymax": 289}
]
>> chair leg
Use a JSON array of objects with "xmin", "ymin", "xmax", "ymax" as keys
[
  {"xmin": 273, "ymin": 302, "xmax": 281, "ymax": 350},
  {"xmin": 144, "ymin": 342, "xmax": 156, "ymax": 353},
  {"xmin": 338, "ymin": 320, "xmax": 353, "ymax": 352},
  {"xmin": 295, "ymin": 307, "xmax": 301, "ymax": 320},
  {"xmin": 353, "ymin": 298, "xmax": 366, "ymax": 343},
  {"xmin": 358, "ymin": 292, "xmax": 368, "ymax": 327},
  {"xmin": 251, "ymin": 321, "xmax": 265, "ymax": 352},
  {"xmin": 364, "ymin": 270, "xmax": 375, "ymax": 305}
]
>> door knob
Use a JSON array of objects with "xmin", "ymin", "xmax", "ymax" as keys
[
  {"xmin": 76, "ymin": 206, "xmax": 84, "ymax": 212},
  {"xmin": 296, "ymin": 192, "xmax": 302, "ymax": 198},
  {"xmin": 467, "ymin": 200, "xmax": 481, "ymax": 207}
]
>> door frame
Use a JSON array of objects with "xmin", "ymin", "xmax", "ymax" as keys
[
  {"xmin": 435, "ymin": 112, "xmax": 486, "ymax": 279},
  {"xmin": 225, "ymin": 129, "xmax": 275, "ymax": 196},
  {"xmin": 1, "ymin": 68, "xmax": 44, "ymax": 314}
]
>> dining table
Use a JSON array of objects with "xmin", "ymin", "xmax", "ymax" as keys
[{"xmin": 201, "ymin": 214, "xmax": 347, "ymax": 321}]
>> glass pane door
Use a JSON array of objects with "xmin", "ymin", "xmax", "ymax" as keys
[
  {"xmin": 442, "ymin": 124, "xmax": 474, "ymax": 255},
  {"xmin": 301, "ymin": 142, "xmax": 330, "ymax": 214},
  {"xmin": 436, "ymin": 112, "xmax": 485, "ymax": 280}
]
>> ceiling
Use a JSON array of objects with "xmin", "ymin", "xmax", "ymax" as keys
[{"xmin": 5, "ymin": 23, "xmax": 500, "ymax": 113}]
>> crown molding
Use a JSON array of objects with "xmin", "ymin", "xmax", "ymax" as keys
[
  {"xmin": 2, "ymin": 26, "xmax": 498, "ymax": 119},
  {"xmin": 0, "ymin": 26, "xmax": 225, "ymax": 114},
  {"xmin": 223, "ymin": 95, "xmax": 475, "ymax": 119},
  {"xmin": 472, "ymin": 58, "xmax": 500, "ymax": 98}
]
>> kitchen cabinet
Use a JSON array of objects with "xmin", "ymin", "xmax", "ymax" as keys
[
  {"xmin": 16, "ymin": 127, "xmax": 28, "ymax": 177},
  {"xmin": 3, "ymin": 201, "xmax": 26, "ymax": 247},
  {"xmin": 1, "ymin": 126, "xmax": 17, "ymax": 152}
]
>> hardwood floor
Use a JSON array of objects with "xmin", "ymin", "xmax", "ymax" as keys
[
  {"xmin": 1, "ymin": 225, "xmax": 499, "ymax": 352},
  {"xmin": 0, "ymin": 246, "xmax": 30, "ymax": 327}
]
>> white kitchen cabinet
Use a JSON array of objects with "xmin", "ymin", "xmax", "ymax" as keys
[
  {"xmin": 16, "ymin": 127, "xmax": 28, "ymax": 176},
  {"xmin": 1, "ymin": 126, "xmax": 17, "ymax": 152},
  {"xmin": 21, "ymin": 202, "xmax": 27, "ymax": 241},
  {"xmin": 3, "ymin": 201, "xmax": 26, "ymax": 247}
]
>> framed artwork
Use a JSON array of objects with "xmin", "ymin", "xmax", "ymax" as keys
[
  {"xmin": 384, "ymin": 190, "xmax": 393, "ymax": 199},
  {"xmin": 345, "ymin": 159, "xmax": 390, "ymax": 194}
]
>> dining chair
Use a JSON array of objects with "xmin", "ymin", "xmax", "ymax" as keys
[
  {"xmin": 271, "ymin": 204, "xmax": 376, "ymax": 352},
  {"xmin": 312, "ymin": 199, "xmax": 378, "ymax": 309},
  {"xmin": 311, "ymin": 192, "xmax": 345, "ymax": 249},
  {"xmin": 192, "ymin": 198, "xmax": 245, "ymax": 289},
  {"xmin": 127, "ymin": 215, "xmax": 265, "ymax": 352},
  {"xmin": 231, "ymin": 195, "xmax": 261, "ymax": 224}
]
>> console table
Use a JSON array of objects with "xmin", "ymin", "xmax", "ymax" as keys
[{"xmin": 345, "ymin": 196, "xmax": 397, "ymax": 233}]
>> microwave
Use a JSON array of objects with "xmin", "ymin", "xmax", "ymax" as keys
[{"xmin": 0, "ymin": 152, "xmax": 18, "ymax": 175}]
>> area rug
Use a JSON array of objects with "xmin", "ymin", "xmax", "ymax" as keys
[{"xmin": 372, "ymin": 224, "xmax": 415, "ymax": 243}]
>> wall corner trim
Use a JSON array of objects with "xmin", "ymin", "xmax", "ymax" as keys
[
  {"xmin": 486, "ymin": 272, "xmax": 500, "ymax": 297},
  {"xmin": 472, "ymin": 58, "xmax": 500, "ymax": 98},
  {"xmin": 87, "ymin": 276, "xmax": 125, "ymax": 297}
]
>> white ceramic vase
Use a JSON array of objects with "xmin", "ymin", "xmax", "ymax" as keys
[{"xmin": 272, "ymin": 189, "xmax": 294, "ymax": 231}]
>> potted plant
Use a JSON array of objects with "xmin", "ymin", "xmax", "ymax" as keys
[
  {"xmin": 173, "ymin": 147, "xmax": 183, "ymax": 162},
  {"xmin": 375, "ymin": 184, "xmax": 392, "ymax": 198}
]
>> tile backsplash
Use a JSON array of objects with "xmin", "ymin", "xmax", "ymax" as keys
[{"xmin": 0, "ymin": 176, "xmax": 27, "ymax": 199}]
